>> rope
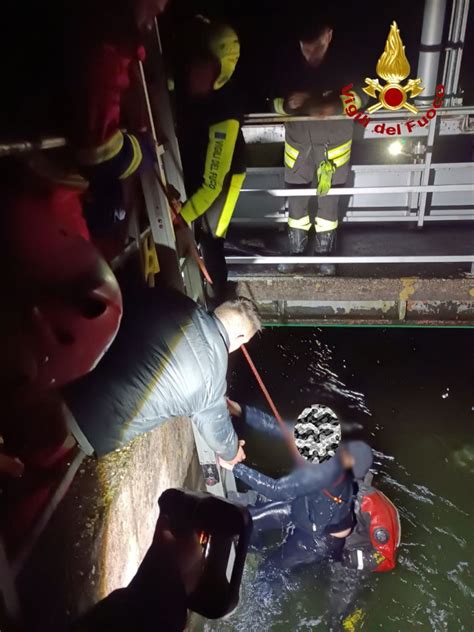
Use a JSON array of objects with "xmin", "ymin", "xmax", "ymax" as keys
[
  {"xmin": 154, "ymin": 170, "xmax": 213, "ymax": 285},
  {"xmin": 240, "ymin": 345, "xmax": 303, "ymax": 464}
]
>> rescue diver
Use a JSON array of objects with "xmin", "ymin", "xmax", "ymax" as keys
[
  {"xmin": 65, "ymin": 286, "xmax": 261, "ymax": 463},
  {"xmin": 261, "ymin": 9, "xmax": 364, "ymax": 275},
  {"xmin": 219, "ymin": 403, "xmax": 373, "ymax": 570},
  {"xmin": 169, "ymin": 16, "xmax": 246, "ymax": 304}
]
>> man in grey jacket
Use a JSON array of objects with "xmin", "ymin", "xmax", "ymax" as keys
[{"xmin": 65, "ymin": 286, "xmax": 261, "ymax": 462}]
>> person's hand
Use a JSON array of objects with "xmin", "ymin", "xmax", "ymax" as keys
[
  {"xmin": 0, "ymin": 454, "xmax": 24, "ymax": 478},
  {"xmin": 167, "ymin": 184, "xmax": 182, "ymax": 216},
  {"xmin": 226, "ymin": 398, "xmax": 242, "ymax": 417},
  {"xmin": 308, "ymin": 100, "xmax": 338, "ymax": 119},
  {"xmin": 287, "ymin": 91, "xmax": 310, "ymax": 110},
  {"xmin": 218, "ymin": 456, "xmax": 234, "ymax": 471},
  {"xmin": 219, "ymin": 440, "xmax": 246, "ymax": 470}
]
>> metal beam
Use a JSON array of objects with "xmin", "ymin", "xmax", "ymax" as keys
[
  {"xmin": 244, "ymin": 105, "xmax": 474, "ymax": 124},
  {"xmin": 417, "ymin": 107, "xmax": 439, "ymax": 225},
  {"xmin": 242, "ymin": 108, "xmax": 474, "ymax": 142},
  {"xmin": 233, "ymin": 276, "xmax": 474, "ymax": 325},
  {"xmin": 231, "ymin": 213, "xmax": 474, "ymax": 224},
  {"xmin": 226, "ymin": 255, "xmax": 474, "ymax": 264},
  {"xmin": 241, "ymin": 184, "xmax": 474, "ymax": 196},
  {"xmin": 0, "ymin": 137, "xmax": 66, "ymax": 157},
  {"xmin": 11, "ymin": 450, "xmax": 86, "ymax": 578}
]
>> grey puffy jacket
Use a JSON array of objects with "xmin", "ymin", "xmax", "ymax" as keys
[{"xmin": 65, "ymin": 286, "xmax": 238, "ymax": 459}]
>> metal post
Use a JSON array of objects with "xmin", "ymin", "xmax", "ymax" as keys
[
  {"xmin": 450, "ymin": 0, "xmax": 470, "ymax": 105},
  {"xmin": 191, "ymin": 426, "xmax": 237, "ymax": 497},
  {"xmin": 416, "ymin": 0, "xmax": 448, "ymax": 104},
  {"xmin": 417, "ymin": 115, "xmax": 438, "ymax": 226},
  {"xmin": 442, "ymin": 0, "xmax": 471, "ymax": 106}
]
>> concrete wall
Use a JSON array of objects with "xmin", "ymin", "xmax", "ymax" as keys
[{"xmin": 18, "ymin": 417, "xmax": 197, "ymax": 631}]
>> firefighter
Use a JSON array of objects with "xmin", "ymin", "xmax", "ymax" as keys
[
  {"xmin": 266, "ymin": 10, "xmax": 363, "ymax": 275},
  {"xmin": 170, "ymin": 16, "xmax": 245, "ymax": 304}
]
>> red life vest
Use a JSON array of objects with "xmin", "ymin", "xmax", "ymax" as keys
[{"xmin": 345, "ymin": 474, "xmax": 401, "ymax": 572}]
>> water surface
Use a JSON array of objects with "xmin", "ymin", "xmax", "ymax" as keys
[{"xmin": 199, "ymin": 327, "xmax": 473, "ymax": 631}]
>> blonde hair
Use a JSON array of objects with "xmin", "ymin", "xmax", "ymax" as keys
[{"xmin": 214, "ymin": 297, "xmax": 262, "ymax": 335}]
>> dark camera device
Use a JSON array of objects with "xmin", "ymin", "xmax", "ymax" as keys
[{"xmin": 158, "ymin": 489, "xmax": 253, "ymax": 619}]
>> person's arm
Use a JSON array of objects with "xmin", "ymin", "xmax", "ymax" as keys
[
  {"xmin": 232, "ymin": 456, "xmax": 341, "ymax": 502},
  {"xmin": 180, "ymin": 119, "xmax": 240, "ymax": 226},
  {"xmin": 273, "ymin": 86, "xmax": 365, "ymax": 118},
  {"xmin": 192, "ymin": 399, "xmax": 240, "ymax": 461},
  {"xmin": 243, "ymin": 406, "xmax": 292, "ymax": 439}
]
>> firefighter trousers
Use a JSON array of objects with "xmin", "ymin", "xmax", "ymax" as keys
[{"xmin": 284, "ymin": 120, "xmax": 354, "ymax": 233}]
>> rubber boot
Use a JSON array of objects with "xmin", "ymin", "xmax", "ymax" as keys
[
  {"xmin": 277, "ymin": 227, "xmax": 308, "ymax": 273},
  {"xmin": 315, "ymin": 228, "xmax": 337, "ymax": 276}
]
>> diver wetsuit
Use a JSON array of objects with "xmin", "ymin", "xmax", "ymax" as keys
[{"xmin": 234, "ymin": 407, "xmax": 355, "ymax": 570}]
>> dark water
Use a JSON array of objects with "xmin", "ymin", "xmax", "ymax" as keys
[{"xmin": 199, "ymin": 326, "xmax": 473, "ymax": 631}]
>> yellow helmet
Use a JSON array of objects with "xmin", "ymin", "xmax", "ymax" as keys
[{"xmin": 208, "ymin": 24, "xmax": 240, "ymax": 90}]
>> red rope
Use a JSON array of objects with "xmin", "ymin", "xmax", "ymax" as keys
[
  {"xmin": 155, "ymin": 169, "xmax": 213, "ymax": 285},
  {"xmin": 240, "ymin": 344, "xmax": 303, "ymax": 463}
]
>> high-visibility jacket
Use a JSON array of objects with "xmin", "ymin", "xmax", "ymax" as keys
[
  {"xmin": 65, "ymin": 1, "xmax": 146, "ymax": 181},
  {"xmin": 172, "ymin": 20, "xmax": 246, "ymax": 238},
  {"xmin": 177, "ymin": 98, "xmax": 246, "ymax": 238}
]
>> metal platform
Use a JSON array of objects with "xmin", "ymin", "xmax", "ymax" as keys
[
  {"xmin": 234, "ymin": 275, "xmax": 474, "ymax": 326},
  {"xmin": 227, "ymin": 224, "xmax": 474, "ymax": 326}
]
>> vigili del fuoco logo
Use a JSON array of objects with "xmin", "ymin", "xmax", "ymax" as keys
[{"xmin": 341, "ymin": 21, "xmax": 445, "ymax": 135}]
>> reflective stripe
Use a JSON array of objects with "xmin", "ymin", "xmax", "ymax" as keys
[
  {"xmin": 327, "ymin": 139, "xmax": 352, "ymax": 170},
  {"xmin": 315, "ymin": 217, "xmax": 338, "ymax": 232},
  {"xmin": 284, "ymin": 141, "xmax": 299, "ymax": 169},
  {"xmin": 273, "ymin": 97, "xmax": 287, "ymax": 115},
  {"xmin": 284, "ymin": 152, "xmax": 296, "ymax": 168},
  {"xmin": 181, "ymin": 119, "xmax": 240, "ymax": 225},
  {"xmin": 77, "ymin": 130, "xmax": 124, "ymax": 166},
  {"xmin": 214, "ymin": 172, "xmax": 246, "ymax": 237},
  {"xmin": 119, "ymin": 134, "xmax": 143, "ymax": 180},
  {"xmin": 285, "ymin": 142, "xmax": 299, "ymax": 159},
  {"xmin": 327, "ymin": 139, "xmax": 352, "ymax": 159},
  {"xmin": 288, "ymin": 215, "xmax": 311, "ymax": 230},
  {"xmin": 356, "ymin": 549, "xmax": 364, "ymax": 570},
  {"xmin": 332, "ymin": 149, "xmax": 351, "ymax": 168}
]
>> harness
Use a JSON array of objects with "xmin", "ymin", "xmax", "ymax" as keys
[{"xmin": 322, "ymin": 473, "xmax": 350, "ymax": 504}]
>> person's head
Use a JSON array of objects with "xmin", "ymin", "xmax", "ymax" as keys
[
  {"xmin": 297, "ymin": 13, "xmax": 333, "ymax": 68},
  {"xmin": 214, "ymin": 297, "xmax": 261, "ymax": 353},
  {"xmin": 185, "ymin": 19, "xmax": 240, "ymax": 97},
  {"xmin": 339, "ymin": 441, "xmax": 374, "ymax": 480},
  {"xmin": 294, "ymin": 405, "xmax": 341, "ymax": 463}
]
